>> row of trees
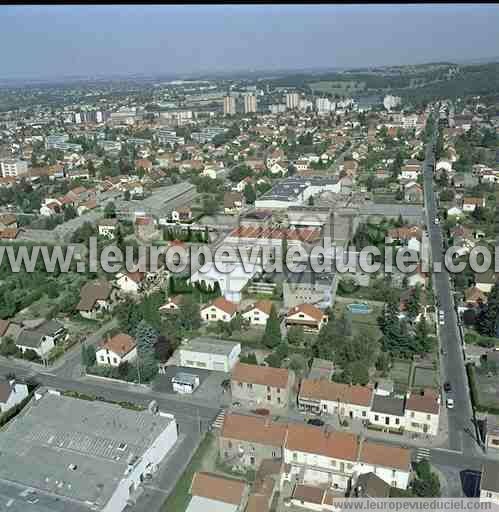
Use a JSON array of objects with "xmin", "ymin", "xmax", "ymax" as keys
[{"xmin": 378, "ymin": 289, "xmax": 433, "ymax": 357}]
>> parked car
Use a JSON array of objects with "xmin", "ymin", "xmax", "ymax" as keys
[
  {"xmin": 446, "ymin": 398, "xmax": 455, "ymax": 409},
  {"xmin": 307, "ymin": 418, "xmax": 325, "ymax": 427},
  {"xmin": 443, "ymin": 381, "xmax": 452, "ymax": 392}
]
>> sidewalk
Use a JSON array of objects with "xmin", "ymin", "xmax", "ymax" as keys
[{"xmin": 287, "ymin": 401, "xmax": 451, "ymax": 451}]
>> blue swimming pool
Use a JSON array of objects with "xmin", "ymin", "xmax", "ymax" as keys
[{"xmin": 347, "ymin": 303, "xmax": 371, "ymax": 314}]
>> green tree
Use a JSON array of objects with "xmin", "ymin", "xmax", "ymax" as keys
[
  {"xmin": 243, "ymin": 184, "xmax": 256, "ymax": 204},
  {"xmin": 262, "ymin": 304, "xmax": 281, "ymax": 348},
  {"xmin": 412, "ymin": 461, "xmax": 441, "ymax": 497},
  {"xmin": 104, "ymin": 201, "xmax": 116, "ymax": 218},
  {"xmin": 64, "ymin": 205, "xmax": 77, "ymax": 221},
  {"xmin": 135, "ymin": 320, "xmax": 158, "ymax": 382},
  {"xmin": 287, "ymin": 325, "xmax": 305, "ymax": 346},
  {"xmin": 240, "ymin": 352, "xmax": 258, "ymax": 365},
  {"xmin": 177, "ymin": 296, "xmax": 201, "ymax": 332},
  {"xmin": 477, "ymin": 282, "xmax": 499, "ymax": 338}
]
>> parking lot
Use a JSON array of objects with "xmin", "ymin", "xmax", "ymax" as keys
[{"xmin": 153, "ymin": 365, "xmax": 229, "ymax": 403}]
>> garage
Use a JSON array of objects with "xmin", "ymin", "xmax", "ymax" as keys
[{"xmin": 178, "ymin": 337, "xmax": 241, "ymax": 372}]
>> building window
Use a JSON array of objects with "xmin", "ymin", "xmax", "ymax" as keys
[
  {"xmin": 362, "ymin": 411, "xmax": 366, "ymax": 417},
  {"xmin": 267, "ymin": 386, "xmax": 271, "ymax": 392},
  {"xmin": 100, "ymin": 356, "xmax": 105, "ymax": 362},
  {"xmin": 277, "ymin": 397, "xmax": 281, "ymax": 404},
  {"xmin": 113, "ymin": 358, "xmax": 118, "ymax": 364},
  {"xmin": 374, "ymin": 415, "xmax": 379, "ymax": 421},
  {"xmin": 247, "ymin": 383, "xmax": 253, "ymax": 389},
  {"xmin": 292, "ymin": 452, "xmax": 297, "ymax": 461},
  {"xmin": 238, "ymin": 382, "xmax": 242, "ymax": 388},
  {"xmin": 277, "ymin": 388, "xmax": 280, "ymax": 393},
  {"xmin": 250, "ymin": 456, "xmax": 255, "ymax": 465},
  {"xmin": 411, "ymin": 412, "xmax": 415, "ymax": 418},
  {"xmin": 395, "ymin": 418, "xmax": 400, "ymax": 425},
  {"xmin": 426, "ymin": 414, "xmax": 431, "ymax": 421},
  {"xmin": 267, "ymin": 395, "xmax": 271, "ymax": 401},
  {"xmin": 330, "ymin": 460, "xmax": 336, "ymax": 467},
  {"xmin": 228, "ymin": 441, "xmax": 232, "ymax": 449}
]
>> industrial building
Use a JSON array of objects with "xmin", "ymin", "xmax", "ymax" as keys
[{"xmin": 0, "ymin": 389, "xmax": 178, "ymax": 512}]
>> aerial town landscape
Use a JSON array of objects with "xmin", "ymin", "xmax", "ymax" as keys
[{"xmin": 1, "ymin": 4, "xmax": 499, "ymax": 512}]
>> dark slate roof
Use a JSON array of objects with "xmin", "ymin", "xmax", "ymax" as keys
[
  {"xmin": 355, "ymin": 472, "xmax": 391, "ymax": 498},
  {"xmin": 371, "ymin": 395, "xmax": 405, "ymax": 417},
  {"xmin": 482, "ymin": 462, "xmax": 499, "ymax": 492}
]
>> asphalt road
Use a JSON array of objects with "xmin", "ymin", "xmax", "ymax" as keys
[{"xmin": 422, "ymin": 113, "xmax": 480, "ymax": 457}]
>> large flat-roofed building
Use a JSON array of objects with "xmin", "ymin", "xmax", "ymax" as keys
[
  {"xmin": 283, "ymin": 270, "xmax": 335, "ymax": 309},
  {"xmin": 0, "ymin": 389, "xmax": 178, "ymax": 512},
  {"xmin": 0, "ymin": 159, "xmax": 28, "ymax": 178},
  {"xmin": 179, "ymin": 337, "xmax": 241, "ymax": 372},
  {"xmin": 255, "ymin": 176, "xmax": 341, "ymax": 209}
]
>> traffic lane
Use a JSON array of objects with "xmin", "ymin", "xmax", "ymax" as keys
[{"xmin": 0, "ymin": 363, "xmax": 220, "ymax": 427}]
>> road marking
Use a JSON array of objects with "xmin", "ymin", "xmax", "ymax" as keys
[
  {"xmin": 212, "ymin": 408, "xmax": 225, "ymax": 430},
  {"xmin": 415, "ymin": 447, "xmax": 431, "ymax": 462}
]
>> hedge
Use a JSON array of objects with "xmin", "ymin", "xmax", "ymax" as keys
[{"xmin": 466, "ymin": 363, "xmax": 499, "ymax": 415}]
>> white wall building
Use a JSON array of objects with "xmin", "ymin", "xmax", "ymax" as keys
[
  {"xmin": 179, "ymin": 337, "xmax": 241, "ymax": 372},
  {"xmin": 0, "ymin": 159, "xmax": 28, "ymax": 178}
]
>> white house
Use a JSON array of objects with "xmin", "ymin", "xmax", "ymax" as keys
[
  {"xmin": 98, "ymin": 218, "xmax": 118, "ymax": 238},
  {"xmin": 269, "ymin": 162, "xmax": 287, "ymax": 175},
  {"xmin": 242, "ymin": 300, "xmax": 272, "ymax": 326},
  {"xmin": 179, "ymin": 337, "xmax": 241, "ymax": 372},
  {"xmin": 285, "ymin": 304, "xmax": 328, "ymax": 332},
  {"xmin": 436, "ymin": 159, "xmax": 453, "ymax": 173},
  {"xmin": 159, "ymin": 295, "xmax": 184, "ymax": 312},
  {"xmin": 200, "ymin": 297, "xmax": 238, "ymax": 323},
  {"xmin": 0, "ymin": 379, "xmax": 29, "ymax": 413},
  {"xmin": 115, "ymin": 271, "xmax": 145, "ymax": 294},
  {"xmin": 298, "ymin": 379, "xmax": 373, "ymax": 421},
  {"xmin": 96, "ymin": 333, "xmax": 137, "ymax": 367},
  {"xmin": 15, "ymin": 319, "xmax": 65, "ymax": 359},
  {"xmin": 283, "ymin": 424, "xmax": 358, "ymax": 491},
  {"xmin": 356, "ymin": 440, "xmax": 411, "ymax": 490},
  {"xmin": 76, "ymin": 279, "xmax": 114, "ymax": 320},
  {"xmin": 404, "ymin": 389, "xmax": 440, "ymax": 436},
  {"xmin": 463, "ymin": 197, "xmax": 485, "ymax": 213},
  {"xmin": 400, "ymin": 168, "xmax": 420, "ymax": 181}
]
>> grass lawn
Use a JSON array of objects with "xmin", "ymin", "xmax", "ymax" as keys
[
  {"xmin": 161, "ymin": 432, "xmax": 214, "ymax": 512},
  {"xmin": 333, "ymin": 300, "xmax": 383, "ymax": 341},
  {"xmin": 474, "ymin": 370, "xmax": 499, "ymax": 410},
  {"xmin": 412, "ymin": 365, "xmax": 439, "ymax": 390},
  {"xmin": 390, "ymin": 359, "xmax": 412, "ymax": 393}
]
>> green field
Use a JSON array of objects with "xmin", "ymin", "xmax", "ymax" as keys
[
  {"xmin": 309, "ymin": 80, "xmax": 366, "ymax": 94},
  {"xmin": 412, "ymin": 365, "xmax": 439, "ymax": 390},
  {"xmin": 333, "ymin": 299, "xmax": 383, "ymax": 341},
  {"xmin": 390, "ymin": 359, "xmax": 412, "ymax": 393}
]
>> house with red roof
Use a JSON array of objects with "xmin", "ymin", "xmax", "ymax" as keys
[{"xmin": 201, "ymin": 297, "xmax": 238, "ymax": 323}]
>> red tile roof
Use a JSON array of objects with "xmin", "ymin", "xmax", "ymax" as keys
[
  {"xmin": 222, "ymin": 412, "xmax": 288, "ymax": 447},
  {"xmin": 286, "ymin": 424, "xmax": 358, "ymax": 461},
  {"xmin": 100, "ymin": 333, "xmax": 136, "ymax": 357},
  {"xmin": 191, "ymin": 472, "xmax": 246, "ymax": 505},
  {"xmin": 359, "ymin": 440, "xmax": 411, "ymax": 471},
  {"xmin": 299, "ymin": 379, "xmax": 372, "ymax": 407},
  {"xmin": 232, "ymin": 362, "xmax": 289, "ymax": 389}
]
